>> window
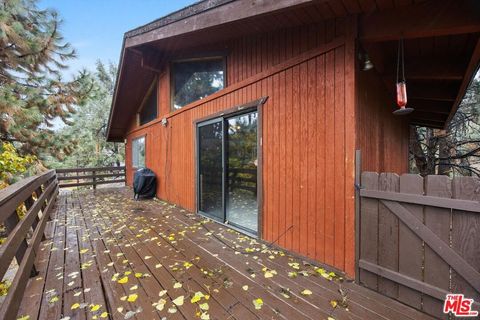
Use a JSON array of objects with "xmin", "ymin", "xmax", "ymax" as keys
[
  {"xmin": 132, "ymin": 136, "xmax": 145, "ymax": 168},
  {"xmin": 172, "ymin": 57, "xmax": 225, "ymax": 110},
  {"xmin": 139, "ymin": 82, "xmax": 157, "ymax": 125}
]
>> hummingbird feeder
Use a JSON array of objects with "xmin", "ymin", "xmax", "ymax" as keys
[{"xmin": 393, "ymin": 39, "xmax": 414, "ymax": 115}]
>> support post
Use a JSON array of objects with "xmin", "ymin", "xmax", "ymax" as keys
[{"xmin": 354, "ymin": 149, "xmax": 362, "ymax": 284}]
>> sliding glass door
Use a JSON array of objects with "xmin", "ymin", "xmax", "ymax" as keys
[
  {"xmin": 198, "ymin": 119, "xmax": 224, "ymax": 221},
  {"xmin": 226, "ymin": 112, "xmax": 258, "ymax": 232},
  {"xmin": 197, "ymin": 110, "xmax": 258, "ymax": 234}
]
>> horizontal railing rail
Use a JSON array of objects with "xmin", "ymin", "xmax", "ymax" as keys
[
  {"xmin": 0, "ymin": 170, "xmax": 59, "ymax": 319},
  {"xmin": 56, "ymin": 166, "xmax": 126, "ymax": 189}
]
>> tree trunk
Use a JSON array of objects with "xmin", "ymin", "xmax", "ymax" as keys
[
  {"xmin": 438, "ymin": 135, "xmax": 452, "ymax": 176},
  {"xmin": 409, "ymin": 127, "xmax": 429, "ymax": 176}
]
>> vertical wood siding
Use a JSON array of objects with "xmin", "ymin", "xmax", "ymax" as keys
[
  {"xmin": 125, "ymin": 19, "xmax": 358, "ymax": 275},
  {"xmin": 356, "ymin": 69, "xmax": 410, "ymax": 174}
]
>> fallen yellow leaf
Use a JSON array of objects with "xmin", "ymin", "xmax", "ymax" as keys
[
  {"xmin": 191, "ymin": 291, "xmax": 204, "ymax": 303},
  {"xmin": 154, "ymin": 298, "xmax": 166, "ymax": 311},
  {"xmin": 301, "ymin": 289, "xmax": 313, "ymax": 296},
  {"xmin": 117, "ymin": 276, "xmax": 128, "ymax": 284},
  {"xmin": 253, "ymin": 298, "xmax": 263, "ymax": 310},
  {"xmin": 159, "ymin": 290, "xmax": 167, "ymax": 297},
  {"xmin": 127, "ymin": 293, "xmax": 138, "ymax": 302},
  {"xmin": 90, "ymin": 304, "xmax": 101, "ymax": 312},
  {"xmin": 173, "ymin": 295, "xmax": 184, "ymax": 306}
]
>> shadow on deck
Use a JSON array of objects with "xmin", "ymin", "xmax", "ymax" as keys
[{"xmin": 17, "ymin": 187, "xmax": 434, "ymax": 320}]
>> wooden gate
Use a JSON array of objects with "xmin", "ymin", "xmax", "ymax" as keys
[{"xmin": 358, "ymin": 172, "xmax": 480, "ymax": 319}]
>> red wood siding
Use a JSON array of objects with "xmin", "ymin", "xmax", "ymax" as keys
[
  {"xmin": 356, "ymin": 68, "xmax": 410, "ymax": 174},
  {"xmin": 125, "ymin": 19, "xmax": 357, "ymax": 276}
]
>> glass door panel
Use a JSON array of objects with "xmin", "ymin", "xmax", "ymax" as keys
[
  {"xmin": 226, "ymin": 112, "xmax": 258, "ymax": 233},
  {"xmin": 198, "ymin": 120, "xmax": 224, "ymax": 220}
]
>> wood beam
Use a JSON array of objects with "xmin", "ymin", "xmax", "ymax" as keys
[
  {"xmin": 410, "ymin": 111, "xmax": 448, "ymax": 123},
  {"xmin": 383, "ymin": 58, "xmax": 466, "ymax": 81},
  {"xmin": 360, "ymin": 0, "xmax": 480, "ymax": 42},
  {"xmin": 408, "ymin": 100, "xmax": 452, "ymax": 115},
  {"xmin": 445, "ymin": 38, "xmax": 480, "ymax": 127},
  {"xmin": 408, "ymin": 85, "xmax": 458, "ymax": 102},
  {"xmin": 410, "ymin": 119, "xmax": 445, "ymax": 128},
  {"xmin": 125, "ymin": 0, "xmax": 319, "ymax": 48}
]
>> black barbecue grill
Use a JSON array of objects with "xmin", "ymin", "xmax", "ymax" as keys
[{"xmin": 133, "ymin": 168, "xmax": 156, "ymax": 200}]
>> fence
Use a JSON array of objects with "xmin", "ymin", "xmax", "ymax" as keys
[
  {"xmin": 56, "ymin": 166, "xmax": 125, "ymax": 189},
  {"xmin": 358, "ymin": 172, "xmax": 480, "ymax": 319},
  {"xmin": 0, "ymin": 170, "xmax": 58, "ymax": 319}
]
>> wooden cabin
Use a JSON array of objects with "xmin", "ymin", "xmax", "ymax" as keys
[{"xmin": 107, "ymin": 0, "xmax": 480, "ymax": 278}]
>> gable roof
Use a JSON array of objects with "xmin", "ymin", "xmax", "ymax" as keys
[
  {"xmin": 107, "ymin": 0, "xmax": 480, "ymax": 141},
  {"xmin": 107, "ymin": 0, "xmax": 319, "ymax": 141}
]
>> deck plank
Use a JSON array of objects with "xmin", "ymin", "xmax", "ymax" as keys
[
  {"xmin": 38, "ymin": 195, "xmax": 67, "ymax": 320},
  {"xmin": 73, "ymin": 192, "xmax": 109, "ymax": 320},
  {"xmin": 18, "ymin": 188, "xmax": 436, "ymax": 320},
  {"xmin": 62, "ymin": 192, "xmax": 87, "ymax": 320}
]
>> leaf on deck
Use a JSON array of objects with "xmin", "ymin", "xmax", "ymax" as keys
[
  {"xmin": 301, "ymin": 289, "xmax": 313, "ymax": 296},
  {"xmin": 172, "ymin": 295, "xmax": 184, "ymax": 306},
  {"xmin": 253, "ymin": 298, "xmax": 263, "ymax": 310}
]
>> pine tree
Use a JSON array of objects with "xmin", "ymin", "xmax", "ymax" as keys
[
  {"xmin": 0, "ymin": 0, "xmax": 91, "ymax": 157},
  {"xmin": 45, "ymin": 61, "xmax": 124, "ymax": 168}
]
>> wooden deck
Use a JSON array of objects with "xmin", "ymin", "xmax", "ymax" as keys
[{"xmin": 18, "ymin": 187, "xmax": 435, "ymax": 320}]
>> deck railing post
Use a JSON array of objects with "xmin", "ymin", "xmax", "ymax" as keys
[
  {"xmin": 34, "ymin": 185, "xmax": 50, "ymax": 240},
  {"xmin": 93, "ymin": 169, "xmax": 97, "ymax": 190}
]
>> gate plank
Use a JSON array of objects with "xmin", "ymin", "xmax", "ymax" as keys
[
  {"xmin": 424, "ymin": 175, "xmax": 451, "ymax": 319},
  {"xmin": 398, "ymin": 174, "xmax": 423, "ymax": 309},
  {"xmin": 380, "ymin": 201, "xmax": 480, "ymax": 296},
  {"xmin": 378, "ymin": 173, "xmax": 399, "ymax": 299},
  {"xmin": 359, "ymin": 172, "xmax": 379, "ymax": 290},
  {"xmin": 452, "ymin": 177, "xmax": 480, "ymax": 302}
]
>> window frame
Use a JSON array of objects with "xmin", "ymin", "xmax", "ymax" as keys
[
  {"xmin": 170, "ymin": 56, "xmax": 227, "ymax": 111},
  {"xmin": 137, "ymin": 78, "xmax": 158, "ymax": 126},
  {"xmin": 131, "ymin": 135, "xmax": 146, "ymax": 169}
]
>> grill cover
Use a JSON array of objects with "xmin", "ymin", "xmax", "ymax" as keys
[{"xmin": 133, "ymin": 168, "xmax": 156, "ymax": 199}]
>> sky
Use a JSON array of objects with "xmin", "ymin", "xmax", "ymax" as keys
[{"xmin": 38, "ymin": 0, "xmax": 198, "ymax": 76}]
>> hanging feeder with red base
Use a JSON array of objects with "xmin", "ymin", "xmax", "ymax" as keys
[{"xmin": 393, "ymin": 39, "xmax": 414, "ymax": 115}]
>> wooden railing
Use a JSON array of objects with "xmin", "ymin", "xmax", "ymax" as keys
[
  {"xmin": 228, "ymin": 167, "xmax": 257, "ymax": 195},
  {"xmin": 56, "ymin": 166, "xmax": 126, "ymax": 189},
  {"xmin": 0, "ymin": 170, "xmax": 58, "ymax": 319},
  {"xmin": 358, "ymin": 172, "xmax": 480, "ymax": 319}
]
